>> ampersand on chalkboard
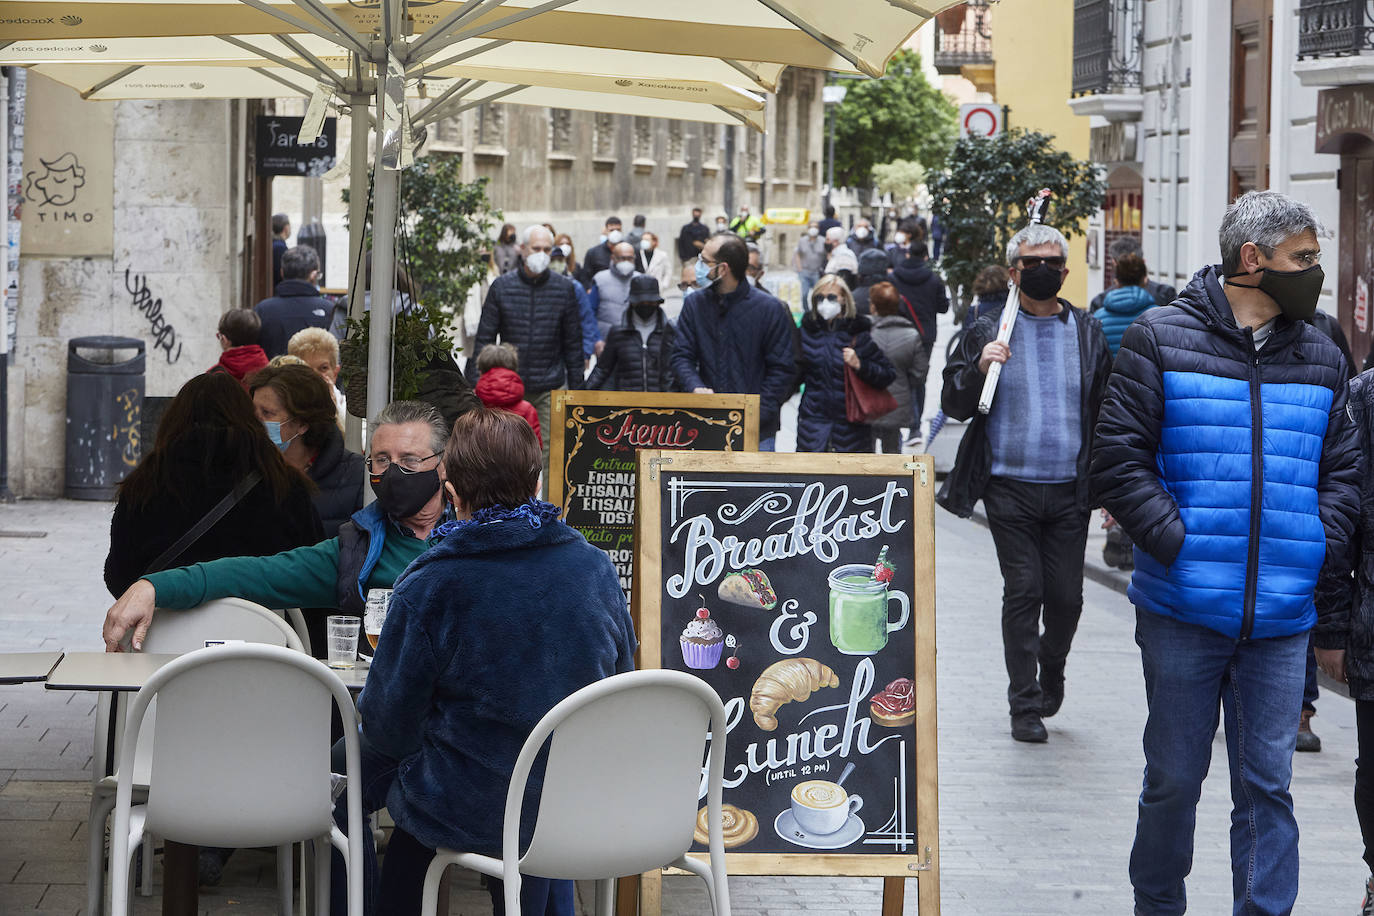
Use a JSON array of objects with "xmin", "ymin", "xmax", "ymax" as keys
[{"xmin": 768, "ymin": 598, "xmax": 817, "ymax": 655}]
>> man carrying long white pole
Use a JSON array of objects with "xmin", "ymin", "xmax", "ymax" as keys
[{"xmin": 935, "ymin": 198, "xmax": 1113, "ymax": 745}]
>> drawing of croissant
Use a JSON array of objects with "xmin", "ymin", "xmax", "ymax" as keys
[{"xmin": 749, "ymin": 658, "xmax": 840, "ymax": 731}]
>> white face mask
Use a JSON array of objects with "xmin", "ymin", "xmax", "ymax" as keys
[
  {"xmin": 607, "ymin": 229, "xmax": 624, "ymax": 244},
  {"xmin": 525, "ymin": 250, "xmax": 551, "ymax": 275},
  {"xmin": 559, "ymin": 243, "xmax": 572, "ymax": 257},
  {"xmin": 715, "ymin": 221, "xmax": 728, "ymax": 231},
  {"xmin": 550, "ymin": 259, "xmax": 567, "ymax": 275},
  {"xmin": 817, "ymin": 299, "xmax": 842, "ymax": 321},
  {"xmin": 854, "ymin": 227, "xmax": 870, "ymax": 240},
  {"xmin": 640, "ymin": 239, "xmax": 653, "ymax": 252},
  {"xmin": 808, "ymin": 227, "xmax": 819, "ymax": 237},
  {"xmin": 894, "ymin": 232, "xmax": 908, "ymax": 246},
  {"xmin": 614, "ymin": 260, "xmax": 635, "ymax": 277}
]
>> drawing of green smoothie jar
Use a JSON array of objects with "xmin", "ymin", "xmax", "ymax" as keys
[{"xmin": 828, "ymin": 546, "xmax": 909, "ymax": 655}]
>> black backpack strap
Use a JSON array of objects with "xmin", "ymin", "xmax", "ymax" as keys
[{"xmin": 145, "ymin": 471, "xmax": 262, "ymax": 574}]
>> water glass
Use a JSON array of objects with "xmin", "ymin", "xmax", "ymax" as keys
[{"xmin": 326, "ymin": 615, "xmax": 359, "ymax": 669}]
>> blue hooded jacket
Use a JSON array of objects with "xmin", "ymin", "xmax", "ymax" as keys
[
  {"xmin": 357, "ymin": 503, "xmax": 636, "ymax": 856},
  {"xmin": 1091, "ymin": 284, "xmax": 1156, "ymax": 358},
  {"xmin": 1091, "ymin": 265, "xmax": 1360, "ymax": 639}
]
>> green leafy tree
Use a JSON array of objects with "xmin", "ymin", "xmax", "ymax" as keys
[
  {"xmin": 870, "ymin": 159, "xmax": 926, "ymax": 203},
  {"xmin": 928, "ymin": 128, "xmax": 1105, "ymax": 305},
  {"xmin": 830, "ymin": 50, "xmax": 957, "ymax": 191},
  {"xmin": 340, "ymin": 153, "xmax": 498, "ymax": 401}
]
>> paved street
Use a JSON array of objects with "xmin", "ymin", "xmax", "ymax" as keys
[{"xmin": 1, "ymin": 492, "xmax": 1367, "ymax": 915}]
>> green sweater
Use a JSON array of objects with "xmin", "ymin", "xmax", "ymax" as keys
[{"xmin": 145, "ymin": 526, "xmax": 429, "ymax": 610}]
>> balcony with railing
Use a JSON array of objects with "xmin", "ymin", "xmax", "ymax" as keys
[
  {"xmin": 933, "ymin": 1, "xmax": 993, "ymax": 83},
  {"xmin": 1295, "ymin": 0, "xmax": 1374, "ymax": 90},
  {"xmin": 1067, "ymin": 0, "xmax": 1144, "ymax": 121}
]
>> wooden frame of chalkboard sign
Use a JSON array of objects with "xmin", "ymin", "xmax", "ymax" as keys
[
  {"xmin": 630, "ymin": 450, "xmax": 938, "ymax": 914},
  {"xmin": 548, "ymin": 391, "xmax": 759, "ymax": 607}
]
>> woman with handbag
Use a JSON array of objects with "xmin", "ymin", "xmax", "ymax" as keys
[
  {"xmin": 796, "ymin": 273, "xmax": 897, "ymax": 453},
  {"xmin": 104, "ymin": 371, "xmax": 323, "ymax": 598}
]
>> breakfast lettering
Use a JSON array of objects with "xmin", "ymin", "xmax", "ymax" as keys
[{"xmin": 667, "ymin": 481, "xmax": 908, "ymax": 598}]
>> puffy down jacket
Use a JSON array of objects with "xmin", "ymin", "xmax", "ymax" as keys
[
  {"xmin": 465, "ymin": 269, "xmax": 584, "ymax": 392},
  {"xmin": 796, "ymin": 313, "xmax": 896, "ymax": 452},
  {"xmin": 586, "ymin": 310, "xmax": 677, "ymax": 393},
  {"xmin": 1091, "ymin": 265, "xmax": 1359, "ymax": 640}
]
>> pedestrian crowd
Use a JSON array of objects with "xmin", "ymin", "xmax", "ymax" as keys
[{"xmin": 91, "ymin": 187, "xmax": 1374, "ymax": 916}]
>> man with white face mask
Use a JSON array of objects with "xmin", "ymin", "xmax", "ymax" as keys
[
  {"xmin": 846, "ymin": 216, "xmax": 878, "ymax": 256},
  {"xmin": 592, "ymin": 241, "xmax": 643, "ymax": 345},
  {"xmin": 793, "ymin": 222, "xmax": 827, "ymax": 306},
  {"xmin": 467, "ymin": 225, "xmax": 584, "ymax": 486}
]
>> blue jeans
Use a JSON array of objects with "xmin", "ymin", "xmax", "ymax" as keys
[
  {"xmin": 330, "ymin": 731, "xmax": 574, "ymax": 916},
  {"xmin": 799, "ymin": 271, "xmax": 820, "ymax": 307},
  {"xmin": 758, "ymin": 436, "xmax": 776, "ymax": 452},
  {"xmin": 1130, "ymin": 609, "xmax": 1308, "ymax": 916}
]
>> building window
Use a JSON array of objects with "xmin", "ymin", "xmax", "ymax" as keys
[
  {"xmin": 549, "ymin": 108, "xmax": 573, "ymax": 153},
  {"xmin": 594, "ymin": 112, "xmax": 615, "ymax": 157},
  {"xmin": 796, "ymin": 74, "xmax": 814, "ymax": 181},
  {"xmin": 476, "ymin": 103, "xmax": 505, "ymax": 148},
  {"xmin": 1071, "ymin": 0, "xmax": 1143, "ymax": 95},
  {"xmin": 431, "ymin": 115, "xmax": 463, "ymax": 151},
  {"xmin": 774, "ymin": 72, "xmax": 793, "ymax": 177},
  {"xmin": 633, "ymin": 116, "xmax": 653, "ymax": 160},
  {"xmin": 667, "ymin": 120, "xmax": 685, "ymax": 162}
]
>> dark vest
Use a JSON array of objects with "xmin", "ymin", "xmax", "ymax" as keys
[{"xmin": 334, "ymin": 519, "xmax": 370, "ymax": 616}]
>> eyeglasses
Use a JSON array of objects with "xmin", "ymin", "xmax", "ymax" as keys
[
  {"xmin": 1017, "ymin": 256, "xmax": 1066, "ymax": 270},
  {"xmin": 816, "ymin": 294, "xmax": 841, "ymax": 303},
  {"xmin": 1257, "ymin": 244, "xmax": 1322, "ymax": 268},
  {"xmin": 366, "ymin": 453, "xmax": 439, "ymax": 474},
  {"xmin": 677, "ymin": 282, "xmax": 694, "ymax": 291}
]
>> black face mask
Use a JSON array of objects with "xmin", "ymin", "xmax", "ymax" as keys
[
  {"xmin": 370, "ymin": 466, "xmax": 441, "ymax": 519},
  {"xmin": 632, "ymin": 303, "xmax": 659, "ymax": 321},
  {"xmin": 1225, "ymin": 264, "xmax": 1324, "ymax": 322},
  {"xmin": 1018, "ymin": 263, "xmax": 1065, "ymax": 301}
]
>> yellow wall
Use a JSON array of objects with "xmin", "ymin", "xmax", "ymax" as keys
[{"xmin": 989, "ymin": 0, "xmax": 1093, "ymax": 308}]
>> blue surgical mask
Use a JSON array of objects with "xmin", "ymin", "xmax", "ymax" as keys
[
  {"xmin": 694, "ymin": 258, "xmax": 714, "ymax": 290},
  {"xmin": 263, "ymin": 420, "xmax": 295, "ymax": 452}
]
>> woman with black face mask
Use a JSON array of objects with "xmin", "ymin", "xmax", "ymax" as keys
[
  {"xmin": 586, "ymin": 275, "xmax": 678, "ymax": 392},
  {"xmin": 493, "ymin": 223, "xmax": 522, "ymax": 275}
]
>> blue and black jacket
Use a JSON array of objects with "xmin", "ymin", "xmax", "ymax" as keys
[{"xmin": 1091, "ymin": 265, "xmax": 1360, "ymax": 640}]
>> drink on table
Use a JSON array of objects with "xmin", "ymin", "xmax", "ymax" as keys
[
  {"xmin": 363, "ymin": 588, "xmax": 392, "ymax": 653},
  {"xmin": 326, "ymin": 615, "xmax": 359, "ymax": 669}
]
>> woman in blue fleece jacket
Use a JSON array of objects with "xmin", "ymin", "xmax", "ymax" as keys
[{"xmin": 333, "ymin": 407, "xmax": 636, "ymax": 916}]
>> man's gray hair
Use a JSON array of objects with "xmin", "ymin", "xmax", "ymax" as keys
[
  {"xmin": 281, "ymin": 245, "xmax": 320, "ymax": 280},
  {"xmin": 522, "ymin": 224, "xmax": 553, "ymax": 246},
  {"xmin": 371, "ymin": 400, "xmax": 448, "ymax": 454},
  {"xmin": 1218, "ymin": 190, "xmax": 1326, "ymax": 274},
  {"xmin": 1107, "ymin": 235, "xmax": 1143, "ymax": 261},
  {"xmin": 1006, "ymin": 223, "xmax": 1069, "ymax": 266}
]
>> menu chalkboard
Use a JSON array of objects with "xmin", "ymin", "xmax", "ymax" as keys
[
  {"xmin": 635, "ymin": 451, "xmax": 938, "ymax": 899},
  {"xmin": 549, "ymin": 391, "xmax": 758, "ymax": 603},
  {"xmin": 254, "ymin": 115, "xmax": 337, "ymax": 177}
]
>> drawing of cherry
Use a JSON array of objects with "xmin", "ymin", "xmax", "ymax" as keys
[{"xmin": 725, "ymin": 635, "xmax": 740, "ymax": 669}]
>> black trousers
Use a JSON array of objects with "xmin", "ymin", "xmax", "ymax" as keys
[
  {"xmin": 1357, "ymin": 700, "xmax": 1374, "ymax": 872},
  {"xmin": 981, "ymin": 477, "xmax": 1090, "ymax": 716}
]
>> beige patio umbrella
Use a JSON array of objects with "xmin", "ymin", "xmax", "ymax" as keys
[{"xmin": 1, "ymin": 0, "xmax": 961, "ymax": 422}]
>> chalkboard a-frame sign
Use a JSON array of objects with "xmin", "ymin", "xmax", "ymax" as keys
[
  {"xmin": 549, "ymin": 390, "xmax": 758, "ymax": 605},
  {"xmin": 635, "ymin": 450, "xmax": 939, "ymax": 911}
]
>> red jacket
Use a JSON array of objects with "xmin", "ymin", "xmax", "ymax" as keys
[
  {"xmin": 475, "ymin": 367, "xmax": 542, "ymax": 445},
  {"xmin": 208, "ymin": 345, "xmax": 269, "ymax": 388}
]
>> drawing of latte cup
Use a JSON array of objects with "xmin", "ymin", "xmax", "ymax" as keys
[
  {"xmin": 827, "ymin": 564, "xmax": 910, "ymax": 655},
  {"xmin": 789, "ymin": 779, "xmax": 863, "ymax": 836}
]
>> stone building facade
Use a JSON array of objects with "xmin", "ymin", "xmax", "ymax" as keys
[{"xmin": 6, "ymin": 71, "xmax": 826, "ymax": 498}]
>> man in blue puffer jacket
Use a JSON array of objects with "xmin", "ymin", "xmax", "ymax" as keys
[{"xmin": 1091, "ymin": 190, "xmax": 1360, "ymax": 916}]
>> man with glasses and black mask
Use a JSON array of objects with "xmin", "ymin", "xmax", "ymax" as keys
[
  {"xmin": 1092, "ymin": 190, "xmax": 1359, "ymax": 916},
  {"xmin": 672, "ymin": 232, "xmax": 797, "ymax": 451},
  {"xmin": 101, "ymin": 401, "xmax": 456, "ymax": 654},
  {"xmin": 938, "ymin": 220, "xmax": 1113, "ymax": 745}
]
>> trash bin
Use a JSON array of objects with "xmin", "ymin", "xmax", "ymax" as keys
[
  {"xmin": 297, "ymin": 220, "xmax": 327, "ymax": 282},
  {"xmin": 65, "ymin": 336, "xmax": 145, "ymax": 500}
]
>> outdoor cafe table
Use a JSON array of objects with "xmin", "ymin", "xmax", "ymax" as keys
[
  {"xmin": 42, "ymin": 650, "xmax": 366, "ymax": 916},
  {"xmin": 0, "ymin": 651, "xmax": 64, "ymax": 684}
]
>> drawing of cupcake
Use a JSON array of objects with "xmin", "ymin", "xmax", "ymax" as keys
[{"xmin": 681, "ymin": 597, "xmax": 725, "ymax": 669}]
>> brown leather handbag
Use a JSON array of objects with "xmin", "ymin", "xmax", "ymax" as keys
[{"xmin": 843, "ymin": 337, "xmax": 898, "ymax": 423}]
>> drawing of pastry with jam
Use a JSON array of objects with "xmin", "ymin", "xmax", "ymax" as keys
[
  {"xmin": 718, "ymin": 568, "xmax": 778, "ymax": 609},
  {"xmin": 694, "ymin": 803, "xmax": 759, "ymax": 848},
  {"xmin": 869, "ymin": 677, "xmax": 916, "ymax": 727},
  {"xmin": 680, "ymin": 596, "xmax": 725, "ymax": 669}
]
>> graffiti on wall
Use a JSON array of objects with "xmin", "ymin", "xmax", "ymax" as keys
[
  {"xmin": 114, "ymin": 387, "xmax": 140, "ymax": 468},
  {"xmin": 123, "ymin": 267, "xmax": 181, "ymax": 364}
]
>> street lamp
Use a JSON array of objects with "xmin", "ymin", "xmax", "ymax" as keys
[{"xmin": 822, "ymin": 84, "xmax": 847, "ymax": 209}]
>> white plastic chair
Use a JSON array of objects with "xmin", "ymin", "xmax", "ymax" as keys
[
  {"xmin": 419, "ymin": 670, "xmax": 731, "ymax": 916},
  {"xmin": 87, "ymin": 598, "xmax": 304, "ymax": 916},
  {"xmin": 107, "ymin": 643, "xmax": 364, "ymax": 916}
]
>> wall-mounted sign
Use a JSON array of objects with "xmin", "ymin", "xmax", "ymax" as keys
[
  {"xmin": 959, "ymin": 103, "xmax": 1002, "ymax": 139},
  {"xmin": 255, "ymin": 116, "xmax": 337, "ymax": 177}
]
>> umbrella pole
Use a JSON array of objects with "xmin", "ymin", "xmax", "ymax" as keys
[
  {"xmin": 366, "ymin": 135, "xmax": 398, "ymax": 429},
  {"xmin": 345, "ymin": 89, "xmax": 369, "ymax": 452}
]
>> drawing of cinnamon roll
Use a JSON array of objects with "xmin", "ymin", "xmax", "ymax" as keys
[{"xmin": 694, "ymin": 803, "xmax": 758, "ymax": 848}]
